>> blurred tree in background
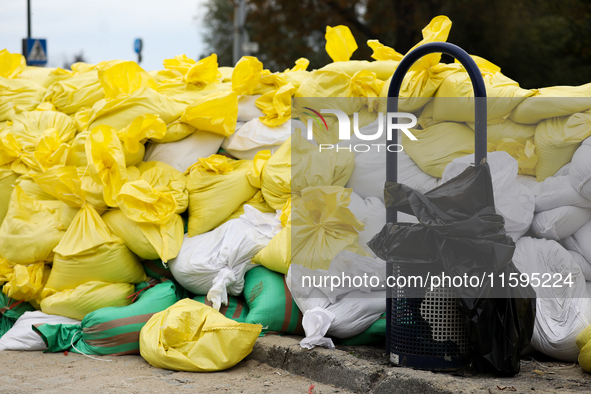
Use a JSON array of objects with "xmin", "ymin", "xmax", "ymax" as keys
[{"xmin": 199, "ymin": 0, "xmax": 591, "ymax": 88}]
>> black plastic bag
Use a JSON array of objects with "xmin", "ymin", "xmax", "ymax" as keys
[{"xmin": 368, "ymin": 163, "xmax": 535, "ymax": 376}]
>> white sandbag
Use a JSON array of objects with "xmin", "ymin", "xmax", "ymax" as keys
[
  {"xmin": 222, "ymin": 119, "xmax": 292, "ymax": 160},
  {"xmin": 569, "ymin": 138, "xmax": 591, "ymax": 200},
  {"xmin": 513, "ymin": 236, "xmax": 591, "ymax": 362},
  {"xmin": 0, "ymin": 311, "xmax": 80, "ymax": 351},
  {"xmin": 144, "ymin": 129, "xmax": 225, "ymax": 173},
  {"xmin": 442, "ymin": 151, "xmax": 535, "ymax": 242},
  {"xmin": 531, "ymin": 206, "xmax": 591, "ymax": 240},
  {"xmin": 347, "ymin": 192, "xmax": 416, "ymax": 256},
  {"xmin": 346, "ymin": 148, "xmax": 442, "ymax": 202},
  {"xmin": 515, "ymin": 175, "xmax": 539, "ymax": 191},
  {"xmin": 237, "ymin": 95, "xmax": 264, "ymax": 122},
  {"xmin": 531, "ymin": 176, "xmax": 591, "ymax": 212},
  {"xmin": 568, "ymin": 250, "xmax": 591, "ymax": 282},
  {"xmin": 168, "ymin": 205, "xmax": 281, "ymax": 310},
  {"xmin": 564, "ymin": 221, "xmax": 591, "ymax": 275},
  {"xmin": 587, "ymin": 281, "xmax": 591, "ymax": 298},
  {"xmin": 555, "ymin": 162, "xmax": 571, "ymax": 177},
  {"xmin": 287, "ymin": 251, "xmax": 386, "ymax": 349}
]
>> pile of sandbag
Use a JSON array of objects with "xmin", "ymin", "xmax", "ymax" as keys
[{"xmin": 2, "ymin": 11, "xmax": 591, "ymax": 372}]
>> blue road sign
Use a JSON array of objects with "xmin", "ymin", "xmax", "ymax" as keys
[
  {"xmin": 26, "ymin": 38, "xmax": 47, "ymax": 66},
  {"xmin": 134, "ymin": 38, "xmax": 143, "ymax": 54}
]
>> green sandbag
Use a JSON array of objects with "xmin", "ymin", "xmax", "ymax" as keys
[
  {"xmin": 0, "ymin": 292, "xmax": 35, "ymax": 337},
  {"xmin": 141, "ymin": 261, "xmax": 189, "ymax": 300},
  {"xmin": 34, "ymin": 281, "xmax": 179, "ymax": 355},
  {"xmin": 243, "ymin": 266, "xmax": 304, "ymax": 335},
  {"xmin": 337, "ymin": 313, "xmax": 386, "ymax": 346},
  {"xmin": 193, "ymin": 295, "xmax": 249, "ymax": 323}
]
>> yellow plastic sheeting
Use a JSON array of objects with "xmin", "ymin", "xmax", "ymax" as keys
[
  {"xmin": 434, "ymin": 71, "xmax": 535, "ymax": 123},
  {"xmin": 44, "ymin": 204, "xmax": 146, "ymax": 295},
  {"xmin": 0, "ymin": 167, "xmax": 18, "ymax": 225},
  {"xmin": 0, "ymin": 186, "xmax": 77, "ymax": 265},
  {"xmin": 139, "ymin": 299, "xmax": 261, "ymax": 372},
  {"xmin": 85, "ymin": 125, "xmax": 128, "ymax": 207},
  {"xmin": 253, "ymin": 186, "xmax": 367, "ymax": 274},
  {"xmin": 98, "ymin": 61, "xmax": 157, "ymax": 100},
  {"xmin": 87, "ymin": 87, "xmax": 185, "ymax": 132},
  {"xmin": 2, "ymin": 261, "xmax": 50, "ymax": 302},
  {"xmin": 232, "ymin": 56, "xmax": 264, "ymax": 95},
  {"xmin": 180, "ymin": 90, "xmax": 238, "ymax": 137},
  {"xmin": 186, "ymin": 155, "xmax": 257, "ymax": 237},
  {"xmin": 403, "ymin": 122, "xmax": 475, "ymax": 178},
  {"xmin": 535, "ymin": 113, "xmax": 591, "ymax": 181},
  {"xmin": 40, "ymin": 281, "xmax": 134, "ymax": 320},
  {"xmin": 42, "ymin": 71, "xmax": 104, "ymax": 115},
  {"xmin": 0, "ymin": 50, "xmax": 26, "ymax": 79},
  {"xmin": 325, "ymin": 25, "xmax": 358, "ymax": 62},
  {"xmin": 511, "ymin": 83, "xmax": 591, "ymax": 124},
  {"xmin": 260, "ymin": 134, "xmax": 355, "ymax": 210},
  {"xmin": 0, "ymin": 77, "xmax": 46, "ymax": 122},
  {"xmin": 104, "ymin": 210, "xmax": 184, "ymax": 262}
]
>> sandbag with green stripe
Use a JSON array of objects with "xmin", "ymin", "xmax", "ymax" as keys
[
  {"xmin": 337, "ymin": 313, "xmax": 386, "ymax": 346},
  {"xmin": 1, "ymin": 292, "xmax": 35, "ymax": 338},
  {"xmin": 34, "ymin": 281, "xmax": 179, "ymax": 355},
  {"xmin": 193, "ymin": 295, "xmax": 249, "ymax": 323},
  {"xmin": 141, "ymin": 260, "xmax": 190, "ymax": 300},
  {"xmin": 243, "ymin": 266, "xmax": 304, "ymax": 335}
]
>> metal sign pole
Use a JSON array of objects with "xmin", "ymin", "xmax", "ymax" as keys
[{"xmin": 385, "ymin": 41, "xmax": 488, "ymax": 356}]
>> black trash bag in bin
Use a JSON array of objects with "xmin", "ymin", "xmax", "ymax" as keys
[{"xmin": 368, "ymin": 163, "xmax": 536, "ymax": 376}]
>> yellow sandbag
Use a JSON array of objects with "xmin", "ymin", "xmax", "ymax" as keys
[
  {"xmin": 253, "ymin": 186, "xmax": 367, "ymax": 274},
  {"xmin": 0, "ymin": 77, "xmax": 46, "ymax": 121},
  {"xmin": 325, "ymin": 25, "xmax": 358, "ymax": 62},
  {"xmin": 65, "ymin": 130, "xmax": 89, "ymax": 167},
  {"xmin": 577, "ymin": 325, "xmax": 591, "ymax": 373},
  {"xmin": 496, "ymin": 139, "xmax": 537, "ymax": 176},
  {"xmin": 260, "ymin": 134, "xmax": 355, "ymax": 210},
  {"xmin": 2, "ymin": 261, "xmax": 50, "ymax": 302},
  {"xmin": 466, "ymin": 118, "xmax": 536, "ymax": 147},
  {"xmin": 87, "ymin": 87, "xmax": 185, "ymax": 132},
  {"xmin": 139, "ymin": 298, "xmax": 261, "ymax": 372},
  {"xmin": 152, "ymin": 119, "xmax": 195, "ymax": 143},
  {"xmin": 319, "ymin": 60, "xmax": 400, "ymax": 81},
  {"xmin": 179, "ymin": 90, "xmax": 238, "ymax": 137},
  {"xmin": 535, "ymin": 113, "xmax": 591, "ymax": 181},
  {"xmin": 511, "ymin": 83, "xmax": 591, "ymax": 124},
  {"xmin": 43, "ymin": 204, "xmax": 146, "ymax": 295},
  {"xmin": 136, "ymin": 161, "xmax": 188, "ymax": 213},
  {"xmin": 32, "ymin": 166, "xmax": 86, "ymax": 207},
  {"xmin": 221, "ymin": 190, "xmax": 275, "ymax": 225},
  {"xmin": 0, "ymin": 166, "xmax": 18, "ymax": 225},
  {"xmin": 367, "ymin": 40, "xmax": 403, "ymax": 61},
  {"xmin": 403, "ymin": 122, "xmax": 475, "ymax": 178},
  {"xmin": 34, "ymin": 129, "xmax": 71, "ymax": 172},
  {"xmin": 10, "ymin": 110, "xmax": 77, "ymax": 149},
  {"xmin": 42, "ymin": 71, "xmax": 104, "ymax": 115},
  {"xmin": 0, "ymin": 257, "xmax": 12, "ymax": 284},
  {"xmin": 255, "ymin": 83, "xmax": 296, "ymax": 127},
  {"xmin": 0, "ymin": 50, "xmax": 26, "ymax": 79},
  {"xmin": 14, "ymin": 175, "xmax": 56, "ymax": 200},
  {"xmin": 0, "ymin": 186, "xmax": 77, "ymax": 264},
  {"xmin": 185, "ymin": 54, "xmax": 221, "ymax": 87},
  {"xmin": 186, "ymin": 155, "xmax": 257, "ymax": 236},
  {"xmin": 434, "ymin": 67, "xmax": 535, "ymax": 123},
  {"xmin": 285, "ymin": 58, "xmax": 310, "ymax": 72},
  {"xmin": 103, "ymin": 210, "xmax": 184, "ymax": 262},
  {"xmin": 117, "ymin": 180, "xmax": 177, "ymax": 224},
  {"xmin": 85, "ymin": 125, "xmax": 128, "ymax": 207},
  {"xmin": 295, "ymin": 70, "xmax": 362, "ymax": 112},
  {"xmin": 18, "ymin": 66, "xmax": 72, "ymax": 88},
  {"xmin": 232, "ymin": 56, "xmax": 263, "ymax": 95},
  {"xmin": 98, "ymin": 61, "xmax": 157, "ymax": 100},
  {"xmin": 41, "ymin": 281, "xmax": 134, "ymax": 320},
  {"xmin": 163, "ymin": 54, "xmax": 197, "ymax": 78}
]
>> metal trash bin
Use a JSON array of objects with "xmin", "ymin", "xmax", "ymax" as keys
[{"xmin": 385, "ymin": 42, "xmax": 488, "ymax": 371}]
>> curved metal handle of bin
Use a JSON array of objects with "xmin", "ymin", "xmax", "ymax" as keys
[{"xmin": 384, "ymin": 42, "xmax": 488, "ymax": 354}]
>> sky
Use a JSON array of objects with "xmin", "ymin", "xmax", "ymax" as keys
[{"xmin": 0, "ymin": 0, "xmax": 208, "ymax": 72}]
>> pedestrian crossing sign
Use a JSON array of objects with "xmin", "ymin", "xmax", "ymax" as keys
[{"xmin": 24, "ymin": 38, "xmax": 47, "ymax": 66}]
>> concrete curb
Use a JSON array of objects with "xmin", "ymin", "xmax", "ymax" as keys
[{"xmin": 246, "ymin": 335, "xmax": 591, "ymax": 394}]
